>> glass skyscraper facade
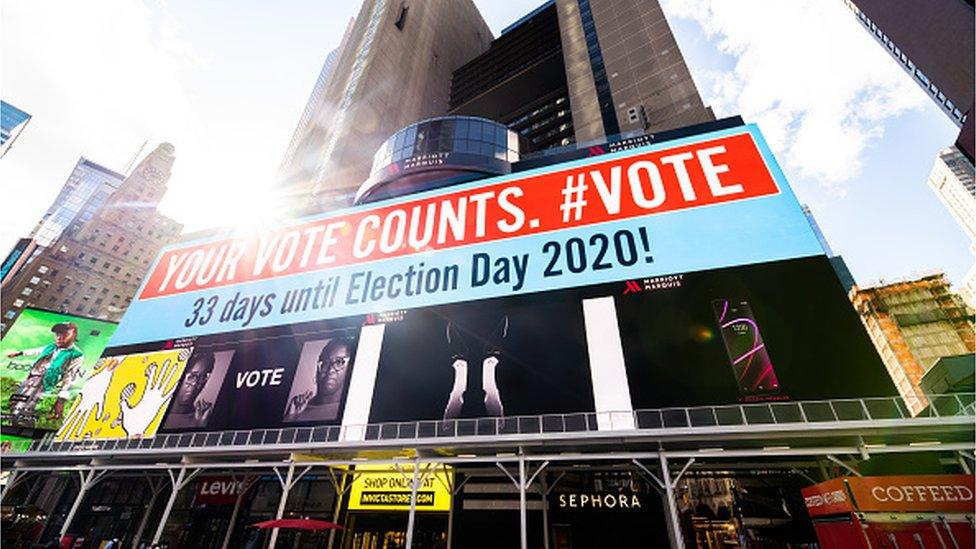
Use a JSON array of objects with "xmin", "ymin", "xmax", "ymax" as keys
[
  {"xmin": 0, "ymin": 100, "xmax": 31, "ymax": 157},
  {"xmin": 30, "ymin": 158, "xmax": 126, "ymax": 247}
]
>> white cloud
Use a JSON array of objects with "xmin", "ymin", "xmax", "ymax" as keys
[{"xmin": 663, "ymin": 0, "xmax": 929, "ymax": 190}]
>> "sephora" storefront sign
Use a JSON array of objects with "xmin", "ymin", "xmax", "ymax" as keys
[{"xmin": 557, "ymin": 493, "xmax": 644, "ymax": 510}]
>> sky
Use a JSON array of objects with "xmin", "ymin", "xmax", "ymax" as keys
[{"xmin": 0, "ymin": 0, "xmax": 970, "ymax": 289}]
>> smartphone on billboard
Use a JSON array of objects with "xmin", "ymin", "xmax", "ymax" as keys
[{"xmin": 712, "ymin": 299, "xmax": 780, "ymax": 398}]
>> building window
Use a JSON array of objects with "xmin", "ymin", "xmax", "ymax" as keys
[{"xmin": 394, "ymin": 3, "xmax": 408, "ymax": 30}]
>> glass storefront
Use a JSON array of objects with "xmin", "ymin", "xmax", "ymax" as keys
[{"xmin": 343, "ymin": 514, "xmax": 447, "ymax": 549}]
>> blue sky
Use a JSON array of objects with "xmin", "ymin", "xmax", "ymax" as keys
[{"xmin": 0, "ymin": 0, "xmax": 969, "ymax": 289}]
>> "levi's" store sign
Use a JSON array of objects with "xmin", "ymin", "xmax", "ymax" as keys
[{"xmin": 194, "ymin": 477, "xmax": 252, "ymax": 506}]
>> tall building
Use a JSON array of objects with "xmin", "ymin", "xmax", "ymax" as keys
[
  {"xmin": 850, "ymin": 273, "xmax": 975, "ymax": 415},
  {"xmin": 448, "ymin": 3, "xmax": 575, "ymax": 153},
  {"xmin": 841, "ymin": 0, "xmax": 974, "ymax": 160},
  {"xmin": 31, "ymin": 158, "xmax": 127, "ymax": 247},
  {"xmin": 0, "ymin": 158, "xmax": 126, "ymax": 287},
  {"xmin": 801, "ymin": 204, "xmax": 834, "ymax": 255},
  {"xmin": 276, "ymin": 20, "xmax": 355, "ymax": 185},
  {"xmin": 927, "ymin": 145, "xmax": 976, "ymax": 307},
  {"xmin": 928, "ymin": 146, "xmax": 976, "ymax": 242},
  {"xmin": 274, "ymin": 0, "xmax": 492, "ymax": 213},
  {"xmin": 801, "ymin": 204, "xmax": 857, "ymax": 291},
  {"xmin": 1, "ymin": 100, "xmax": 32, "ymax": 157},
  {"xmin": 450, "ymin": 0, "xmax": 713, "ymax": 154},
  {"xmin": 0, "ymin": 144, "xmax": 183, "ymax": 333}
]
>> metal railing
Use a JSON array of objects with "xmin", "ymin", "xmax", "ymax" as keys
[{"xmin": 9, "ymin": 393, "xmax": 974, "ymax": 456}]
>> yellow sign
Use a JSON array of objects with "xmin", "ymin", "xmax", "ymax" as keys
[
  {"xmin": 348, "ymin": 463, "xmax": 453, "ymax": 512},
  {"xmin": 55, "ymin": 348, "xmax": 192, "ymax": 441}
]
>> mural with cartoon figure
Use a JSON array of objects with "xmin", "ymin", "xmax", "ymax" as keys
[{"xmin": 55, "ymin": 348, "xmax": 192, "ymax": 441}]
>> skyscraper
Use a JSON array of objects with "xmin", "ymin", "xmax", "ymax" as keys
[
  {"xmin": 0, "ymin": 144, "xmax": 183, "ymax": 333},
  {"xmin": 802, "ymin": 204, "xmax": 857, "ymax": 291},
  {"xmin": 276, "ymin": 19, "xmax": 355, "ymax": 186},
  {"xmin": 449, "ymin": 0, "xmax": 713, "ymax": 154},
  {"xmin": 556, "ymin": 0, "xmax": 714, "ymax": 140},
  {"xmin": 850, "ymin": 273, "xmax": 975, "ymax": 415},
  {"xmin": 0, "ymin": 158, "xmax": 126, "ymax": 287},
  {"xmin": 928, "ymin": 146, "xmax": 976, "ymax": 242},
  {"xmin": 449, "ymin": 3, "xmax": 574, "ymax": 153},
  {"xmin": 927, "ymin": 145, "xmax": 976, "ymax": 307},
  {"xmin": 1, "ymin": 100, "xmax": 32, "ymax": 158},
  {"xmin": 841, "ymin": 0, "xmax": 974, "ymax": 160},
  {"xmin": 31, "ymin": 159, "xmax": 127, "ymax": 247},
  {"xmin": 274, "ymin": 0, "xmax": 492, "ymax": 213}
]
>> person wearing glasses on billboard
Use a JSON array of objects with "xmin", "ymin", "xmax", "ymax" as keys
[
  {"xmin": 284, "ymin": 338, "xmax": 355, "ymax": 422},
  {"xmin": 6, "ymin": 322, "xmax": 83, "ymax": 423},
  {"xmin": 164, "ymin": 352, "xmax": 215, "ymax": 429}
]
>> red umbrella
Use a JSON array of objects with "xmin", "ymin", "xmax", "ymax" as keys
[{"xmin": 251, "ymin": 518, "xmax": 344, "ymax": 531}]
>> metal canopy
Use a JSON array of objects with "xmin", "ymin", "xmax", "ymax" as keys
[
  {"xmin": 3, "ymin": 394, "xmax": 972, "ymax": 549},
  {"xmin": 4, "ymin": 394, "xmax": 972, "ymax": 469}
]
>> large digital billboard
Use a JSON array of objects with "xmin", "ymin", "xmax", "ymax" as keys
[
  {"xmin": 156, "ymin": 322, "xmax": 360, "ymax": 432},
  {"xmin": 71, "ymin": 125, "xmax": 893, "ymax": 439},
  {"xmin": 0, "ymin": 308, "xmax": 117, "ymax": 431}
]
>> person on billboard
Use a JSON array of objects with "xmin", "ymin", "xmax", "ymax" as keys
[
  {"xmin": 284, "ymin": 338, "xmax": 356, "ymax": 422},
  {"xmin": 5, "ymin": 322, "xmax": 83, "ymax": 423},
  {"xmin": 442, "ymin": 315, "xmax": 508, "ymax": 420},
  {"xmin": 163, "ymin": 352, "xmax": 215, "ymax": 429}
]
